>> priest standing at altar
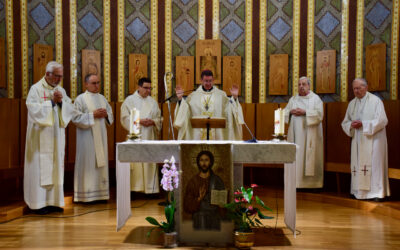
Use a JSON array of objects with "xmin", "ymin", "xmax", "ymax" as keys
[
  {"xmin": 173, "ymin": 70, "xmax": 244, "ymax": 140},
  {"xmin": 342, "ymin": 78, "xmax": 390, "ymax": 200},
  {"xmin": 284, "ymin": 76, "xmax": 324, "ymax": 189},
  {"xmin": 24, "ymin": 61, "xmax": 75, "ymax": 214},
  {"xmin": 121, "ymin": 77, "xmax": 162, "ymax": 194},
  {"xmin": 72, "ymin": 74, "xmax": 114, "ymax": 202}
]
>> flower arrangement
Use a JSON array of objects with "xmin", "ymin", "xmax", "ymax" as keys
[
  {"xmin": 145, "ymin": 156, "xmax": 179, "ymax": 236},
  {"xmin": 224, "ymin": 184, "xmax": 273, "ymax": 232}
]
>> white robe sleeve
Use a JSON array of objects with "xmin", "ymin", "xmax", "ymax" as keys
[
  {"xmin": 120, "ymin": 100, "xmax": 131, "ymax": 132},
  {"xmin": 152, "ymin": 102, "xmax": 162, "ymax": 132},
  {"xmin": 58, "ymin": 90, "xmax": 75, "ymax": 128},
  {"xmin": 341, "ymin": 102, "xmax": 355, "ymax": 138},
  {"xmin": 72, "ymin": 96, "xmax": 95, "ymax": 129},
  {"xmin": 226, "ymin": 96, "xmax": 244, "ymax": 140},
  {"xmin": 26, "ymin": 87, "xmax": 54, "ymax": 127},
  {"xmin": 284, "ymin": 98, "xmax": 294, "ymax": 124},
  {"xmin": 105, "ymin": 98, "xmax": 114, "ymax": 126},
  {"xmin": 173, "ymin": 98, "xmax": 191, "ymax": 140},
  {"xmin": 306, "ymin": 96, "xmax": 323, "ymax": 126},
  {"xmin": 362, "ymin": 100, "xmax": 388, "ymax": 136}
]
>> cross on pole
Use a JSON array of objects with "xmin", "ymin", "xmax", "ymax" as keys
[
  {"xmin": 352, "ymin": 169, "xmax": 357, "ymax": 176},
  {"xmin": 361, "ymin": 165, "xmax": 369, "ymax": 176}
]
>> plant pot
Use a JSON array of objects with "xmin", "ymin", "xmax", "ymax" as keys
[
  {"xmin": 163, "ymin": 231, "xmax": 178, "ymax": 248},
  {"xmin": 234, "ymin": 231, "xmax": 255, "ymax": 249}
]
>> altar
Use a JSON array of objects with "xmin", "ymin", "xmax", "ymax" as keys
[{"xmin": 116, "ymin": 140, "xmax": 297, "ymax": 239}]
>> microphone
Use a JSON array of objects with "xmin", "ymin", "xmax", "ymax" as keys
[{"xmin": 243, "ymin": 121, "xmax": 258, "ymax": 143}]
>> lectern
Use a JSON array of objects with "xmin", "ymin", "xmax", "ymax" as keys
[{"xmin": 191, "ymin": 117, "xmax": 226, "ymax": 140}]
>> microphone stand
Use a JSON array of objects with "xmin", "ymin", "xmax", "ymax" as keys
[{"xmin": 243, "ymin": 121, "xmax": 258, "ymax": 143}]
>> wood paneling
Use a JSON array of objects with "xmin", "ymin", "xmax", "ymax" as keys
[
  {"xmin": 0, "ymin": 99, "xmax": 20, "ymax": 169},
  {"xmin": 241, "ymin": 103, "xmax": 255, "ymax": 140},
  {"xmin": 256, "ymin": 103, "xmax": 287, "ymax": 140},
  {"xmin": 67, "ymin": 123, "xmax": 76, "ymax": 166},
  {"xmin": 107, "ymin": 102, "xmax": 116, "ymax": 161},
  {"xmin": 383, "ymin": 100, "xmax": 400, "ymax": 169},
  {"xmin": 326, "ymin": 102, "xmax": 351, "ymax": 163},
  {"xmin": 115, "ymin": 102, "xmax": 127, "ymax": 143}
]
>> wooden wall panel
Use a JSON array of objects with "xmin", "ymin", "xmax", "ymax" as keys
[
  {"xmin": 162, "ymin": 103, "xmax": 177, "ymax": 140},
  {"xmin": 0, "ymin": 99, "xmax": 20, "ymax": 169},
  {"xmin": 326, "ymin": 102, "xmax": 351, "ymax": 163},
  {"xmin": 383, "ymin": 100, "xmax": 400, "ymax": 169},
  {"xmin": 67, "ymin": 123, "xmax": 76, "ymax": 166},
  {"xmin": 241, "ymin": 103, "xmax": 255, "ymax": 140},
  {"xmin": 115, "ymin": 102, "xmax": 127, "ymax": 143}
]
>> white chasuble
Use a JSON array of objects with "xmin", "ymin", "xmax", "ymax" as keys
[
  {"xmin": 24, "ymin": 77, "xmax": 75, "ymax": 209},
  {"xmin": 342, "ymin": 92, "xmax": 390, "ymax": 199},
  {"xmin": 121, "ymin": 91, "xmax": 161, "ymax": 193},
  {"xmin": 72, "ymin": 92, "xmax": 113, "ymax": 202},
  {"xmin": 284, "ymin": 91, "xmax": 324, "ymax": 188},
  {"xmin": 173, "ymin": 86, "xmax": 244, "ymax": 140}
]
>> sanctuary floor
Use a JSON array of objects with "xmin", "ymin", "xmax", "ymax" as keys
[{"xmin": 0, "ymin": 189, "xmax": 399, "ymax": 249}]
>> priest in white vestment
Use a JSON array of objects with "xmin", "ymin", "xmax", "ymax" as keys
[
  {"xmin": 121, "ymin": 77, "xmax": 162, "ymax": 193},
  {"xmin": 341, "ymin": 78, "xmax": 390, "ymax": 200},
  {"xmin": 24, "ymin": 61, "xmax": 75, "ymax": 214},
  {"xmin": 173, "ymin": 70, "xmax": 244, "ymax": 140},
  {"xmin": 284, "ymin": 77, "xmax": 324, "ymax": 189},
  {"xmin": 72, "ymin": 74, "xmax": 114, "ymax": 202}
]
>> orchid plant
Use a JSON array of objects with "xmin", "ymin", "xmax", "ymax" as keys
[
  {"xmin": 224, "ymin": 184, "xmax": 273, "ymax": 232},
  {"xmin": 146, "ymin": 156, "xmax": 179, "ymax": 236}
]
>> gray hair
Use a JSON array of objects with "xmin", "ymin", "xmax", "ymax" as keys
[
  {"xmin": 45, "ymin": 61, "xmax": 63, "ymax": 73},
  {"xmin": 353, "ymin": 78, "xmax": 368, "ymax": 86},
  {"xmin": 299, "ymin": 76, "xmax": 311, "ymax": 85},
  {"xmin": 84, "ymin": 73, "xmax": 97, "ymax": 83}
]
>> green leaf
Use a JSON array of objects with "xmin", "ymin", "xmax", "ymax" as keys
[
  {"xmin": 255, "ymin": 218, "xmax": 263, "ymax": 226},
  {"xmin": 257, "ymin": 210, "xmax": 274, "ymax": 219},
  {"xmin": 256, "ymin": 196, "xmax": 272, "ymax": 211},
  {"xmin": 146, "ymin": 227, "xmax": 157, "ymax": 237},
  {"xmin": 242, "ymin": 187, "xmax": 253, "ymax": 203},
  {"xmin": 145, "ymin": 217, "xmax": 161, "ymax": 227}
]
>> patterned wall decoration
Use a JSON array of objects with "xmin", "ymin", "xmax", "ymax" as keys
[
  {"xmin": 124, "ymin": 0, "xmax": 151, "ymax": 98},
  {"xmin": 219, "ymin": 0, "xmax": 245, "ymax": 97},
  {"xmin": 265, "ymin": 0, "xmax": 293, "ymax": 103},
  {"xmin": 28, "ymin": 0, "xmax": 55, "ymax": 87},
  {"xmin": 314, "ymin": 0, "xmax": 342, "ymax": 102},
  {"xmin": 76, "ymin": 1, "xmax": 104, "ymax": 95},
  {"xmin": 364, "ymin": 0, "xmax": 392, "ymax": 100},
  {"xmin": 171, "ymin": 0, "xmax": 198, "ymax": 91},
  {"xmin": 0, "ymin": 0, "xmax": 6, "ymax": 97}
]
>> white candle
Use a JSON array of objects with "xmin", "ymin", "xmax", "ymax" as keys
[
  {"xmin": 129, "ymin": 109, "xmax": 134, "ymax": 134},
  {"xmin": 274, "ymin": 108, "xmax": 284, "ymax": 135},
  {"xmin": 133, "ymin": 109, "xmax": 140, "ymax": 134}
]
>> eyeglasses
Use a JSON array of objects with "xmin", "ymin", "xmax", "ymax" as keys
[
  {"xmin": 141, "ymin": 86, "xmax": 152, "ymax": 90},
  {"xmin": 51, "ymin": 73, "xmax": 63, "ymax": 78}
]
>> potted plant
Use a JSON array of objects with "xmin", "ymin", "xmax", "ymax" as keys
[
  {"xmin": 145, "ymin": 156, "xmax": 179, "ymax": 248},
  {"xmin": 224, "ymin": 184, "xmax": 273, "ymax": 249}
]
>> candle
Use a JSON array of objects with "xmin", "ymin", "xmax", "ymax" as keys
[
  {"xmin": 129, "ymin": 109, "xmax": 134, "ymax": 134},
  {"xmin": 274, "ymin": 108, "xmax": 284, "ymax": 135},
  {"xmin": 133, "ymin": 109, "xmax": 140, "ymax": 134}
]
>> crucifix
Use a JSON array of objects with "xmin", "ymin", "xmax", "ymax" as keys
[{"xmin": 361, "ymin": 165, "xmax": 369, "ymax": 176}]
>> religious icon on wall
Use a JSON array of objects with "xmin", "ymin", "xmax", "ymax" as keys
[
  {"xmin": 196, "ymin": 39, "xmax": 221, "ymax": 84},
  {"xmin": 179, "ymin": 143, "xmax": 233, "ymax": 244},
  {"xmin": 0, "ymin": 38, "xmax": 5, "ymax": 88},
  {"xmin": 223, "ymin": 56, "xmax": 241, "ymax": 96},
  {"xmin": 82, "ymin": 49, "xmax": 101, "ymax": 92},
  {"xmin": 33, "ymin": 43, "xmax": 54, "ymax": 83},
  {"xmin": 366, "ymin": 43, "xmax": 386, "ymax": 91},
  {"xmin": 129, "ymin": 54, "xmax": 148, "ymax": 94},
  {"xmin": 316, "ymin": 50, "xmax": 336, "ymax": 94},
  {"xmin": 176, "ymin": 56, "xmax": 194, "ymax": 94},
  {"xmin": 269, "ymin": 54, "xmax": 288, "ymax": 95}
]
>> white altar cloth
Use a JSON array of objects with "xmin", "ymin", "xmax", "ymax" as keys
[{"xmin": 116, "ymin": 140, "xmax": 297, "ymax": 236}]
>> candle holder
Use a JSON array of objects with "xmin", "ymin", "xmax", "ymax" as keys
[
  {"xmin": 127, "ymin": 131, "xmax": 141, "ymax": 141},
  {"xmin": 272, "ymin": 133, "xmax": 286, "ymax": 141}
]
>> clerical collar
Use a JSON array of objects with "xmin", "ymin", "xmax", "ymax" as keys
[{"xmin": 202, "ymin": 86, "xmax": 213, "ymax": 92}]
